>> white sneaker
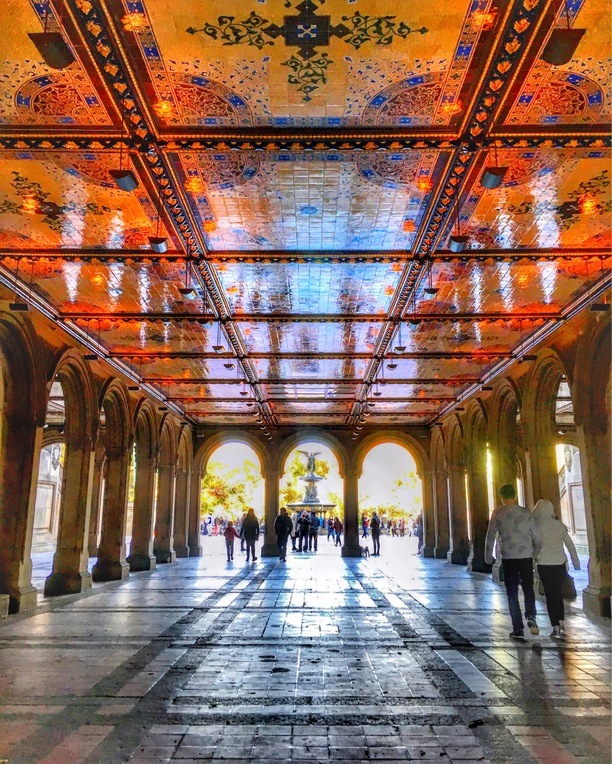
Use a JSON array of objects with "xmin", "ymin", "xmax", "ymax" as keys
[
  {"xmin": 527, "ymin": 618, "xmax": 539, "ymax": 636},
  {"xmin": 550, "ymin": 625, "xmax": 562, "ymax": 639}
]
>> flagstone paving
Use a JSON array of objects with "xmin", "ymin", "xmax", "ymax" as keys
[{"xmin": 0, "ymin": 539, "xmax": 609, "ymax": 763}]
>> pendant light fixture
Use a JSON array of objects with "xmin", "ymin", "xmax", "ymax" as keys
[
  {"xmin": 212, "ymin": 321, "xmax": 226, "ymax": 353},
  {"xmin": 591, "ymin": 256, "xmax": 611, "ymax": 312},
  {"xmin": 110, "ymin": 116, "xmax": 139, "ymax": 191},
  {"xmin": 449, "ymin": 189, "xmax": 469, "ymax": 253},
  {"xmin": 149, "ymin": 185, "xmax": 168, "ymax": 253},
  {"xmin": 179, "ymin": 260, "xmax": 196, "ymax": 297},
  {"xmin": 541, "ymin": 2, "xmax": 585, "ymax": 66},
  {"xmin": 480, "ymin": 141, "xmax": 508, "ymax": 189},
  {"xmin": 394, "ymin": 321, "xmax": 406, "ymax": 354},
  {"xmin": 29, "ymin": 0, "xmax": 75, "ymax": 70},
  {"xmin": 8, "ymin": 258, "xmax": 29, "ymax": 312},
  {"xmin": 423, "ymin": 259, "xmax": 439, "ymax": 296},
  {"xmin": 517, "ymin": 319, "xmax": 537, "ymax": 363}
]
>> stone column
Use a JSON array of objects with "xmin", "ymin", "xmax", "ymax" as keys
[
  {"xmin": 92, "ymin": 446, "xmax": 131, "ymax": 582},
  {"xmin": 525, "ymin": 441, "xmax": 559, "ymax": 508},
  {"xmin": 342, "ymin": 468, "xmax": 360, "ymax": 557},
  {"xmin": 87, "ymin": 444, "xmax": 105, "ymax": 556},
  {"xmin": 45, "ymin": 434, "xmax": 95, "ymax": 596},
  {"xmin": 261, "ymin": 468, "xmax": 279, "ymax": 557},
  {"xmin": 577, "ymin": 424, "xmax": 611, "ymax": 617},
  {"xmin": 421, "ymin": 469, "xmax": 435, "ymax": 557},
  {"xmin": 127, "ymin": 451, "xmax": 157, "ymax": 572},
  {"xmin": 173, "ymin": 469, "xmax": 191, "ymax": 558},
  {"xmin": 447, "ymin": 465, "xmax": 469, "ymax": 565},
  {"xmin": 154, "ymin": 464, "xmax": 176, "ymax": 564},
  {"xmin": 188, "ymin": 469, "xmax": 203, "ymax": 557},
  {"xmin": 466, "ymin": 457, "xmax": 491, "ymax": 573},
  {"xmin": 0, "ymin": 420, "xmax": 42, "ymax": 614},
  {"xmin": 433, "ymin": 468, "xmax": 450, "ymax": 558}
]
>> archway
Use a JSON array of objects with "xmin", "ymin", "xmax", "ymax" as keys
[
  {"xmin": 44, "ymin": 351, "xmax": 98, "ymax": 597},
  {"xmin": 127, "ymin": 400, "xmax": 158, "ymax": 571},
  {"xmin": 430, "ymin": 427, "xmax": 450, "ymax": 558},
  {"xmin": 445, "ymin": 417, "xmax": 470, "ymax": 565},
  {"xmin": 198, "ymin": 438, "xmax": 265, "ymax": 561},
  {"xmin": 154, "ymin": 418, "xmax": 178, "ymax": 564},
  {"xmin": 173, "ymin": 426, "xmax": 194, "ymax": 558},
  {"xmin": 357, "ymin": 441, "xmax": 423, "ymax": 556}
]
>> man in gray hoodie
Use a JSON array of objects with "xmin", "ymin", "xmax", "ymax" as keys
[{"xmin": 485, "ymin": 484, "xmax": 543, "ymax": 639}]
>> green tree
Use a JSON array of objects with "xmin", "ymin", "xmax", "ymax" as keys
[{"xmin": 200, "ymin": 459, "xmax": 262, "ymax": 519}]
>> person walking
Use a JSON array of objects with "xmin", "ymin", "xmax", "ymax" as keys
[
  {"xmin": 308, "ymin": 510, "xmax": 320, "ymax": 552},
  {"xmin": 241, "ymin": 507, "xmax": 260, "ymax": 563},
  {"xmin": 361, "ymin": 514, "xmax": 369, "ymax": 539},
  {"xmin": 533, "ymin": 499, "xmax": 580, "ymax": 639},
  {"xmin": 238, "ymin": 512, "xmax": 246, "ymax": 552},
  {"xmin": 223, "ymin": 520, "xmax": 240, "ymax": 562},
  {"xmin": 274, "ymin": 506, "xmax": 293, "ymax": 562},
  {"xmin": 415, "ymin": 514, "xmax": 424, "ymax": 554},
  {"xmin": 327, "ymin": 516, "xmax": 335, "ymax": 542},
  {"xmin": 370, "ymin": 511, "xmax": 381, "ymax": 556},
  {"xmin": 485, "ymin": 484, "xmax": 543, "ymax": 639},
  {"xmin": 333, "ymin": 517, "xmax": 343, "ymax": 547},
  {"xmin": 290, "ymin": 511, "xmax": 298, "ymax": 551},
  {"xmin": 297, "ymin": 511, "xmax": 310, "ymax": 552}
]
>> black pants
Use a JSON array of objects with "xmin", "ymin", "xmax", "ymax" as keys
[
  {"xmin": 308, "ymin": 530, "xmax": 318, "ymax": 551},
  {"xmin": 537, "ymin": 563, "xmax": 566, "ymax": 626},
  {"xmin": 503, "ymin": 558, "xmax": 536, "ymax": 633},
  {"xmin": 245, "ymin": 539, "xmax": 256, "ymax": 561},
  {"xmin": 372, "ymin": 533, "xmax": 380, "ymax": 555},
  {"xmin": 298, "ymin": 530, "xmax": 308, "ymax": 551},
  {"xmin": 277, "ymin": 536, "xmax": 288, "ymax": 560}
]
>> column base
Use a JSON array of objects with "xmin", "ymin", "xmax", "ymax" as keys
[
  {"xmin": 91, "ymin": 560, "xmax": 129, "ymax": 582},
  {"xmin": 8, "ymin": 583, "xmax": 38, "ymax": 613},
  {"xmin": 0, "ymin": 594, "xmax": 9, "ymax": 618},
  {"xmin": 447, "ymin": 549, "xmax": 468, "ymax": 565},
  {"xmin": 582, "ymin": 585, "xmax": 612, "ymax": 618},
  {"xmin": 44, "ymin": 570, "xmax": 93, "ymax": 596},
  {"xmin": 174, "ymin": 544, "xmax": 190, "ymax": 559},
  {"xmin": 341, "ymin": 543, "xmax": 361, "ymax": 558},
  {"xmin": 421, "ymin": 545, "xmax": 435, "ymax": 558},
  {"xmin": 127, "ymin": 553, "xmax": 157, "ymax": 572},
  {"xmin": 261, "ymin": 543, "xmax": 278, "ymax": 558},
  {"xmin": 154, "ymin": 549, "xmax": 176, "ymax": 564},
  {"xmin": 434, "ymin": 546, "xmax": 449, "ymax": 559},
  {"xmin": 188, "ymin": 544, "xmax": 203, "ymax": 557}
]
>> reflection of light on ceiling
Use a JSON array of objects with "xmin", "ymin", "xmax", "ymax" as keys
[
  {"xmin": 106, "ymin": 211, "xmax": 125, "ymax": 249},
  {"xmin": 62, "ymin": 261, "xmax": 82, "ymax": 304},
  {"xmin": 154, "ymin": 100, "xmax": 173, "ymax": 117},
  {"xmin": 21, "ymin": 196, "xmax": 38, "ymax": 214},
  {"xmin": 138, "ymin": 265, "xmax": 151, "ymax": 312},
  {"xmin": 536, "ymin": 261, "xmax": 557, "ymax": 304},
  {"xmin": 139, "ymin": 321, "xmax": 147, "ymax": 350},
  {"xmin": 122, "ymin": 12, "xmax": 147, "ymax": 31},
  {"xmin": 497, "ymin": 261, "xmax": 515, "ymax": 312},
  {"xmin": 471, "ymin": 263, "xmax": 484, "ymax": 312},
  {"xmin": 108, "ymin": 262, "xmax": 124, "ymax": 307}
]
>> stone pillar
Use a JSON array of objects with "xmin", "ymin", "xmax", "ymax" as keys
[
  {"xmin": 525, "ymin": 441, "xmax": 559, "ymax": 508},
  {"xmin": 447, "ymin": 465, "xmax": 469, "ymax": 565},
  {"xmin": 0, "ymin": 420, "xmax": 42, "ymax": 614},
  {"xmin": 433, "ymin": 468, "xmax": 450, "ymax": 558},
  {"xmin": 421, "ymin": 469, "xmax": 435, "ymax": 558},
  {"xmin": 154, "ymin": 464, "xmax": 176, "ymax": 564},
  {"xmin": 173, "ymin": 468, "xmax": 191, "ymax": 558},
  {"xmin": 577, "ymin": 424, "xmax": 611, "ymax": 617},
  {"xmin": 45, "ymin": 434, "xmax": 95, "ymax": 596},
  {"xmin": 127, "ymin": 451, "xmax": 157, "ymax": 572},
  {"xmin": 262, "ymin": 468, "xmax": 279, "ymax": 557},
  {"xmin": 87, "ymin": 444, "xmax": 105, "ymax": 556},
  {"xmin": 92, "ymin": 446, "xmax": 131, "ymax": 582},
  {"xmin": 466, "ymin": 457, "xmax": 491, "ymax": 573},
  {"xmin": 342, "ymin": 468, "xmax": 360, "ymax": 558},
  {"xmin": 188, "ymin": 470, "xmax": 203, "ymax": 557}
]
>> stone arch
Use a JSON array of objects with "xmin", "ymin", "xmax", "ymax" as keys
[
  {"xmin": 463, "ymin": 400, "xmax": 490, "ymax": 572},
  {"xmin": 0, "ymin": 315, "xmax": 46, "ymax": 612},
  {"xmin": 194, "ymin": 429, "xmax": 270, "ymax": 478},
  {"xmin": 572, "ymin": 316, "xmax": 611, "ymax": 616},
  {"xmin": 430, "ymin": 425, "xmax": 450, "ymax": 558},
  {"xmin": 154, "ymin": 417, "xmax": 180, "ymax": 564},
  {"xmin": 92, "ymin": 379, "xmax": 133, "ymax": 583},
  {"xmin": 127, "ymin": 399, "xmax": 160, "ymax": 571},
  {"xmin": 488, "ymin": 378, "xmax": 523, "ymax": 499},
  {"xmin": 44, "ymin": 348, "xmax": 99, "ymax": 597},
  {"xmin": 445, "ymin": 416, "xmax": 469, "ymax": 564},
  {"xmin": 174, "ymin": 425, "xmax": 195, "ymax": 558},
  {"xmin": 522, "ymin": 348, "xmax": 571, "ymax": 508}
]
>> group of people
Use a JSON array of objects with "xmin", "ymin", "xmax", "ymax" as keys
[
  {"xmin": 221, "ymin": 508, "xmax": 260, "ymax": 563},
  {"xmin": 276, "ymin": 509, "xmax": 343, "ymax": 559},
  {"xmin": 361, "ymin": 512, "xmax": 423, "ymax": 555},
  {"xmin": 485, "ymin": 483, "xmax": 580, "ymax": 640}
]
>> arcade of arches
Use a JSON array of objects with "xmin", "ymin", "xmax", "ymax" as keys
[
  {"xmin": 0, "ymin": 1, "xmax": 611, "ymax": 762},
  {"xmin": 0, "ymin": 307, "xmax": 609, "ymax": 616}
]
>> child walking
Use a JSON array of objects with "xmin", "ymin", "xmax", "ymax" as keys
[{"xmin": 223, "ymin": 521, "xmax": 240, "ymax": 562}]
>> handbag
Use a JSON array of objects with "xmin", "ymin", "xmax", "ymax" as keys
[{"xmin": 561, "ymin": 572, "xmax": 577, "ymax": 600}]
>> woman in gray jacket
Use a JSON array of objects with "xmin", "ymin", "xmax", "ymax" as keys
[{"xmin": 533, "ymin": 499, "xmax": 580, "ymax": 639}]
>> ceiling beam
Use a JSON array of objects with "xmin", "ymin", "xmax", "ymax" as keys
[
  {"xmin": 143, "ymin": 377, "xmax": 476, "ymax": 385},
  {"xmin": 110, "ymin": 350, "xmax": 514, "ymax": 360}
]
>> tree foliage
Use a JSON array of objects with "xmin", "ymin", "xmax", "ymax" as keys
[{"xmin": 200, "ymin": 459, "xmax": 262, "ymax": 519}]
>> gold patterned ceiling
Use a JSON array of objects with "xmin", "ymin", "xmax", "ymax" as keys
[{"xmin": 0, "ymin": 0, "xmax": 610, "ymax": 429}]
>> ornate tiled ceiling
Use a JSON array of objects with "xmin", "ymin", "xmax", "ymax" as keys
[{"xmin": 0, "ymin": 0, "xmax": 610, "ymax": 429}]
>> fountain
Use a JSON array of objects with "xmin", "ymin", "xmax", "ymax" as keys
[{"xmin": 286, "ymin": 450, "xmax": 337, "ymax": 517}]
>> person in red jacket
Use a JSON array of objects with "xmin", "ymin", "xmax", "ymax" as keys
[
  {"xmin": 333, "ymin": 517, "xmax": 343, "ymax": 547},
  {"xmin": 223, "ymin": 520, "xmax": 240, "ymax": 562}
]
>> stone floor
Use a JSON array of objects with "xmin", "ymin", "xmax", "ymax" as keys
[{"xmin": 0, "ymin": 537, "xmax": 609, "ymax": 764}]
